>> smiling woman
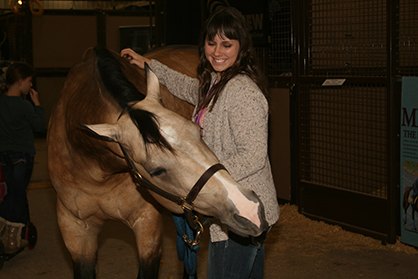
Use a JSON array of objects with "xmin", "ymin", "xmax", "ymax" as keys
[
  {"xmin": 121, "ymin": 6, "xmax": 279, "ymax": 279},
  {"xmin": 204, "ymin": 34, "xmax": 240, "ymax": 75}
]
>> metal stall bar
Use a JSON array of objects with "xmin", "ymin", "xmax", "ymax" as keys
[
  {"xmin": 399, "ymin": 0, "xmax": 418, "ymax": 77},
  {"xmin": 295, "ymin": 0, "xmax": 398, "ymax": 243}
]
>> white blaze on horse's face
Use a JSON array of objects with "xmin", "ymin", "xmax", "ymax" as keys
[{"xmin": 83, "ymin": 66, "xmax": 268, "ymax": 236}]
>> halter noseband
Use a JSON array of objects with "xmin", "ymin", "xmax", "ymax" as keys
[{"xmin": 119, "ymin": 143, "xmax": 226, "ymax": 247}]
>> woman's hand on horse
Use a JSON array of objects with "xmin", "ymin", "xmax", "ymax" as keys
[{"xmin": 121, "ymin": 48, "xmax": 151, "ymax": 69}]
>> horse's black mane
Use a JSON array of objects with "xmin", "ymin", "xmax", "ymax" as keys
[{"xmin": 94, "ymin": 46, "xmax": 172, "ymax": 152}]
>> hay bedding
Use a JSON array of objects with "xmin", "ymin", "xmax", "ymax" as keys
[{"xmin": 266, "ymin": 203, "xmax": 418, "ymax": 256}]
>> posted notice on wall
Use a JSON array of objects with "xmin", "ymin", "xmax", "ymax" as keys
[{"xmin": 401, "ymin": 77, "xmax": 418, "ymax": 247}]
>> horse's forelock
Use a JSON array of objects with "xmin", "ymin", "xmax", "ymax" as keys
[
  {"xmin": 95, "ymin": 46, "xmax": 145, "ymax": 109},
  {"xmin": 94, "ymin": 47, "xmax": 173, "ymax": 153},
  {"xmin": 128, "ymin": 108, "xmax": 174, "ymax": 153}
]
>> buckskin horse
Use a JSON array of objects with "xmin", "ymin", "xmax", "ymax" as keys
[{"xmin": 46, "ymin": 45, "xmax": 268, "ymax": 278}]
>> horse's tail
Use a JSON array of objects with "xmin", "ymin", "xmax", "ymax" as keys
[{"xmin": 94, "ymin": 46, "xmax": 145, "ymax": 110}]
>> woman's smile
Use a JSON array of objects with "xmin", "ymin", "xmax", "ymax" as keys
[{"xmin": 205, "ymin": 34, "xmax": 240, "ymax": 78}]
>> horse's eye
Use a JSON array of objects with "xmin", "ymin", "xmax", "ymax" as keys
[{"xmin": 150, "ymin": 168, "xmax": 166, "ymax": 177}]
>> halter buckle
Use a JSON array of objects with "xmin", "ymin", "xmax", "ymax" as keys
[
  {"xmin": 180, "ymin": 197, "xmax": 194, "ymax": 212},
  {"xmin": 133, "ymin": 170, "xmax": 143, "ymax": 180}
]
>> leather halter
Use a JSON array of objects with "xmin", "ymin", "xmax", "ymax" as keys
[{"xmin": 119, "ymin": 143, "xmax": 226, "ymax": 245}]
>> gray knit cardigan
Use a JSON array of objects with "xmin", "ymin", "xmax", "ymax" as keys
[{"xmin": 150, "ymin": 60, "xmax": 280, "ymax": 242}]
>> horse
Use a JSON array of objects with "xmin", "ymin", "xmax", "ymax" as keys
[
  {"xmin": 46, "ymin": 45, "xmax": 268, "ymax": 279},
  {"xmin": 403, "ymin": 186, "xmax": 418, "ymax": 230}
]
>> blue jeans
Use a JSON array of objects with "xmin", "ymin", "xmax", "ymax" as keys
[
  {"xmin": 0, "ymin": 151, "xmax": 34, "ymax": 224},
  {"xmin": 207, "ymin": 232, "xmax": 265, "ymax": 279}
]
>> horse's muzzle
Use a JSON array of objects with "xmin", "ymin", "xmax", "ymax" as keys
[{"xmin": 228, "ymin": 204, "xmax": 269, "ymax": 237}]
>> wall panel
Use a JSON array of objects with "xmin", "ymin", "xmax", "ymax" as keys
[
  {"xmin": 32, "ymin": 15, "xmax": 97, "ymax": 68},
  {"xmin": 269, "ymin": 88, "xmax": 291, "ymax": 201},
  {"xmin": 105, "ymin": 16, "xmax": 151, "ymax": 52},
  {"xmin": 36, "ymin": 76, "xmax": 66, "ymax": 124}
]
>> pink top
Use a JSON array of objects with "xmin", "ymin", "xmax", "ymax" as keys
[
  {"xmin": 194, "ymin": 106, "xmax": 208, "ymax": 130},
  {"xmin": 194, "ymin": 79, "xmax": 217, "ymax": 136}
]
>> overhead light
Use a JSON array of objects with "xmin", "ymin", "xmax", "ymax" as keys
[{"xmin": 17, "ymin": 0, "xmax": 23, "ymax": 5}]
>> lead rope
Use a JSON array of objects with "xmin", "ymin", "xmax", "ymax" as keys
[{"xmin": 172, "ymin": 213, "xmax": 199, "ymax": 278}]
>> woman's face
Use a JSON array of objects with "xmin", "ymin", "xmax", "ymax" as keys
[
  {"xmin": 19, "ymin": 76, "xmax": 33, "ymax": 95},
  {"xmin": 205, "ymin": 33, "xmax": 240, "ymax": 77}
]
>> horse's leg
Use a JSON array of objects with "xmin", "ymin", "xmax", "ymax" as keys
[
  {"xmin": 57, "ymin": 198, "xmax": 102, "ymax": 279},
  {"xmin": 131, "ymin": 205, "xmax": 164, "ymax": 279}
]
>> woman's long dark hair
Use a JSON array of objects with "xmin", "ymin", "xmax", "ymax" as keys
[{"xmin": 195, "ymin": 7, "xmax": 269, "ymax": 113}]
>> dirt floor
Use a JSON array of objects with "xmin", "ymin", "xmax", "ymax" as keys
[
  {"xmin": 1, "ymin": 139, "xmax": 418, "ymax": 278},
  {"xmin": 265, "ymin": 203, "xmax": 418, "ymax": 278},
  {"xmin": 1, "ymin": 188, "xmax": 418, "ymax": 279}
]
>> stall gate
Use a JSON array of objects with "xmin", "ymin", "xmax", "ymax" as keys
[{"xmin": 287, "ymin": 0, "xmax": 417, "ymax": 243}]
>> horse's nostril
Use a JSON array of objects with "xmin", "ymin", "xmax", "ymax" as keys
[{"xmin": 258, "ymin": 201, "xmax": 268, "ymax": 228}]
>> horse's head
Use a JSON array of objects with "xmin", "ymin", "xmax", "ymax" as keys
[{"xmin": 81, "ymin": 57, "xmax": 268, "ymax": 237}]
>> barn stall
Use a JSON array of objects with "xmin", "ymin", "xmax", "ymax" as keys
[{"xmin": 0, "ymin": 0, "xmax": 418, "ymax": 275}]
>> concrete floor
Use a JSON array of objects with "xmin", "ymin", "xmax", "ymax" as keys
[{"xmin": 1, "ymin": 138, "xmax": 418, "ymax": 278}]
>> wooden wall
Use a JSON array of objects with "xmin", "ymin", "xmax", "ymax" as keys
[
  {"xmin": 31, "ymin": 14, "xmax": 150, "ymax": 123},
  {"xmin": 269, "ymin": 88, "xmax": 291, "ymax": 201}
]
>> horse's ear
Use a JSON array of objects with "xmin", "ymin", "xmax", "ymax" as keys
[
  {"xmin": 144, "ymin": 63, "xmax": 161, "ymax": 103},
  {"xmin": 78, "ymin": 122, "xmax": 120, "ymax": 142}
]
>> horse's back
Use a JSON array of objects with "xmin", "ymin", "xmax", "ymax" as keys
[{"xmin": 146, "ymin": 44, "xmax": 199, "ymax": 78}]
